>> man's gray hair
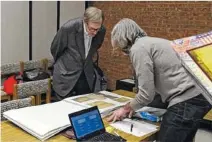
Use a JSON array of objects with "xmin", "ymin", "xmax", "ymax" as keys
[
  {"xmin": 84, "ymin": 7, "xmax": 104, "ymax": 23},
  {"xmin": 111, "ymin": 18, "xmax": 147, "ymax": 51}
]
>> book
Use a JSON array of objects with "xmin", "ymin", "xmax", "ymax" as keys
[
  {"xmin": 171, "ymin": 31, "xmax": 212, "ymax": 104},
  {"xmin": 3, "ymin": 100, "xmax": 87, "ymax": 141}
]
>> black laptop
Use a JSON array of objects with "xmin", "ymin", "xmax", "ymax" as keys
[{"xmin": 68, "ymin": 106, "xmax": 126, "ymax": 142}]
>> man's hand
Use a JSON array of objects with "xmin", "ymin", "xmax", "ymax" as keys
[{"xmin": 107, "ymin": 103, "xmax": 134, "ymax": 123}]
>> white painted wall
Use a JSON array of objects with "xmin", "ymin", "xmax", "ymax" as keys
[
  {"xmin": 60, "ymin": 1, "xmax": 85, "ymax": 26},
  {"xmin": 1, "ymin": 1, "xmax": 29, "ymax": 64},
  {"xmin": 1, "ymin": 1, "xmax": 85, "ymax": 65},
  {"xmin": 32, "ymin": 1, "xmax": 57, "ymax": 60}
]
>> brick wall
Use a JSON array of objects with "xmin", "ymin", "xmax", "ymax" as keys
[{"xmin": 90, "ymin": 1, "xmax": 212, "ymax": 90}]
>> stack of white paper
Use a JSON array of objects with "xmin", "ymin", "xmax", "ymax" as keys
[{"xmin": 3, "ymin": 101, "xmax": 87, "ymax": 141}]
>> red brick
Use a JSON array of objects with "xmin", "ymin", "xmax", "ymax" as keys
[{"xmin": 91, "ymin": 1, "xmax": 212, "ymax": 90}]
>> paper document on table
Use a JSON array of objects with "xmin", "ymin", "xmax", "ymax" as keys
[
  {"xmin": 64, "ymin": 91, "xmax": 132, "ymax": 116},
  {"xmin": 120, "ymin": 79, "xmax": 135, "ymax": 84},
  {"xmin": 110, "ymin": 118, "xmax": 158, "ymax": 137}
]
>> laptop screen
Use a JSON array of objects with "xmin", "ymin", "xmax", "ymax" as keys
[{"xmin": 69, "ymin": 107, "xmax": 104, "ymax": 139}]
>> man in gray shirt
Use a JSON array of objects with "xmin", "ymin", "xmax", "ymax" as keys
[{"xmin": 107, "ymin": 18, "xmax": 211, "ymax": 142}]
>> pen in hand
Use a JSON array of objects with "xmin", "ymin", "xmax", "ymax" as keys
[{"xmin": 130, "ymin": 124, "xmax": 133, "ymax": 132}]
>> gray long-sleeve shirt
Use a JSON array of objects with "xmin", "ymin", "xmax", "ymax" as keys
[{"xmin": 129, "ymin": 36, "xmax": 201, "ymax": 110}]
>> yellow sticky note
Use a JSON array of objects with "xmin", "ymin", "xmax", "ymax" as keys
[{"xmin": 106, "ymin": 126, "xmax": 115, "ymax": 133}]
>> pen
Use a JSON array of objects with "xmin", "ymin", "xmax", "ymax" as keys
[
  {"xmin": 114, "ymin": 131, "xmax": 120, "ymax": 136},
  {"xmin": 130, "ymin": 124, "xmax": 133, "ymax": 132}
]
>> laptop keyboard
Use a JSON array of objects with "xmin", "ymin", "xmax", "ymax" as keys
[{"xmin": 88, "ymin": 132, "xmax": 126, "ymax": 142}]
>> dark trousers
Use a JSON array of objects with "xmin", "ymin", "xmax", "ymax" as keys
[
  {"xmin": 55, "ymin": 71, "xmax": 91, "ymax": 101},
  {"xmin": 158, "ymin": 94, "xmax": 211, "ymax": 142},
  {"xmin": 72, "ymin": 71, "xmax": 91, "ymax": 95}
]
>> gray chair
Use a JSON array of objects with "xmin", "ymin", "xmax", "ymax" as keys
[
  {"xmin": 1, "ymin": 90, "xmax": 11, "ymax": 101},
  {"xmin": 21, "ymin": 59, "xmax": 46, "ymax": 73},
  {"xmin": 45, "ymin": 58, "xmax": 54, "ymax": 69},
  {"xmin": 44, "ymin": 58, "xmax": 54, "ymax": 77},
  {"xmin": 1, "ymin": 62, "xmax": 22, "ymax": 101},
  {"xmin": 0, "ymin": 62, "xmax": 21, "ymax": 76},
  {"xmin": 1, "ymin": 96, "xmax": 35, "ymax": 121},
  {"xmin": 13, "ymin": 78, "xmax": 51, "ymax": 105}
]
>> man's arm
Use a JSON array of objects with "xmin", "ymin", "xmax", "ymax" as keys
[
  {"xmin": 107, "ymin": 47, "xmax": 156, "ymax": 122},
  {"xmin": 50, "ymin": 27, "xmax": 68, "ymax": 61},
  {"xmin": 130, "ymin": 47, "xmax": 156, "ymax": 111}
]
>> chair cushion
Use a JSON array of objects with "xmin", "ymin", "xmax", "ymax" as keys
[
  {"xmin": 0, "ymin": 63, "xmax": 20, "ymax": 75},
  {"xmin": 1, "ymin": 97, "xmax": 32, "ymax": 121},
  {"xmin": 17, "ymin": 79, "xmax": 49, "ymax": 98}
]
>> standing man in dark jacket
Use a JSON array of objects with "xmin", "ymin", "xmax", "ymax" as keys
[{"xmin": 51, "ymin": 7, "xmax": 106, "ymax": 100}]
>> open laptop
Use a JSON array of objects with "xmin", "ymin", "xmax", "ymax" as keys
[{"xmin": 68, "ymin": 106, "xmax": 126, "ymax": 142}]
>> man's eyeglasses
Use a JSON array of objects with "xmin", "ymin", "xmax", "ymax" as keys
[{"xmin": 86, "ymin": 23, "xmax": 100, "ymax": 33}]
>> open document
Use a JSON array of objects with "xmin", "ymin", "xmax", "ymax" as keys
[
  {"xmin": 110, "ymin": 118, "xmax": 158, "ymax": 137},
  {"xmin": 64, "ymin": 91, "xmax": 132, "ymax": 116}
]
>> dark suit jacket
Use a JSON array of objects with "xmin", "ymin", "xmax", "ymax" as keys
[{"xmin": 50, "ymin": 17, "xmax": 106, "ymax": 98}]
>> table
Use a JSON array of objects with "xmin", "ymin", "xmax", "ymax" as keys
[
  {"xmin": 204, "ymin": 109, "xmax": 212, "ymax": 121},
  {"xmin": 1, "ymin": 90, "xmax": 159, "ymax": 142},
  {"xmin": 1, "ymin": 120, "xmax": 158, "ymax": 142}
]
